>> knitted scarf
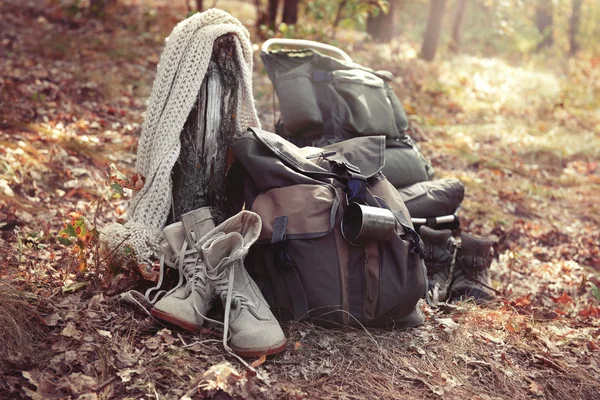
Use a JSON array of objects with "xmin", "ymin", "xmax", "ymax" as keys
[{"xmin": 103, "ymin": 9, "xmax": 260, "ymax": 267}]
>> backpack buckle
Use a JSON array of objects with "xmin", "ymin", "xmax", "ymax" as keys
[{"xmin": 274, "ymin": 243, "xmax": 294, "ymax": 270}]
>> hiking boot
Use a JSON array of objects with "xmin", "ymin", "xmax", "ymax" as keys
[
  {"xmin": 200, "ymin": 211, "xmax": 287, "ymax": 357},
  {"xmin": 143, "ymin": 222, "xmax": 184, "ymax": 304},
  {"xmin": 450, "ymin": 233, "xmax": 496, "ymax": 302},
  {"xmin": 419, "ymin": 226, "xmax": 457, "ymax": 304},
  {"xmin": 394, "ymin": 300, "xmax": 425, "ymax": 328},
  {"xmin": 151, "ymin": 208, "xmax": 215, "ymax": 332}
]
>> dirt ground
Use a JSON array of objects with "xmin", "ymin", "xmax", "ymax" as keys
[{"xmin": 1, "ymin": 1, "xmax": 599, "ymax": 399}]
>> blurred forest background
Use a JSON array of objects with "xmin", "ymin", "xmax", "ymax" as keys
[{"xmin": 0, "ymin": 0, "xmax": 599, "ymax": 399}]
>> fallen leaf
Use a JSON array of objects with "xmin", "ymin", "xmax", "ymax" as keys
[
  {"xmin": 117, "ymin": 368, "xmax": 138, "ymax": 383},
  {"xmin": 61, "ymin": 322, "xmax": 82, "ymax": 340},
  {"xmin": 144, "ymin": 336, "xmax": 161, "ymax": 350},
  {"xmin": 529, "ymin": 381, "xmax": 543, "ymax": 396},
  {"xmin": 552, "ymin": 292, "xmax": 573, "ymax": 305},
  {"xmin": 250, "ymin": 355, "xmax": 266, "ymax": 368},
  {"xmin": 77, "ymin": 394, "xmax": 98, "ymax": 400},
  {"xmin": 505, "ymin": 317, "xmax": 522, "ymax": 333},
  {"xmin": 96, "ymin": 329, "xmax": 112, "ymax": 338},
  {"xmin": 436, "ymin": 317, "xmax": 460, "ymax": 332},
  {"xmin": 156, "ymin": 328, "xmax": 174, "ymax": 345},
  {"xmin": 22, "ymin": 371, "xmax": 38, "ymax": 387},
  {"xmin": 59, "ymin": 373, "xmax": 97, "ymax": 394},
  {"xmin": 62, "ymin": 281, "xmax": 88, "ymax": 293},
  {"xmin": 42, "ymin": 313, "xmax": 62, "ymax": 327}
]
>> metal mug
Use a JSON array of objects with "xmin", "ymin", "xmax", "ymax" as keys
[{"xmin": 341, "ymin": 203, "xmax": 396, "ymax": 246}]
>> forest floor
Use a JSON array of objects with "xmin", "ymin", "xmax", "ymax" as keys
[{"xmin": 1, "ymin": 1, "xmax": 599, "ymax": 399}]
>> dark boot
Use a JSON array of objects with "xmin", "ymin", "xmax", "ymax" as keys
[
  {"xmin": 419, "ymin": 226, "xmax": 457, "ymax": 304},
  {"xmin": 450, "ymin": 233, "xmax": 496, "ymax": 302}
]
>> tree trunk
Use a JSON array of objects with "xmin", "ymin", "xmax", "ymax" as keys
[
  {"xmin": 449, "ymin": 0, "xmax": 468, "ymax": 52},
  {"xmin": 282, "ymin": 0, "xmax": 299, "ymax": 24},
  {"xmin": 196, "ymin": 0, "xmax": 203, "ymax": 12},
  {"xmin": 535, "ymin": 1, "xmax": 553, "ymax": 50},
  {"xmin": 169, "ymin": 34, "xmax": 240, "ymax": 226},
  {"xmin": 366, "ymin": 0, "xmax": 401, "ymax": 43},
  {"xmin": 420, "ymin": 0, "xmax": 447, "ymax": 62},
  {"xmin": 569, "ymin": 0, "xmax": 582, "ymax": 56},
  {"xmin": 254, "ymin": 0, "xmax": 269, "ymax": 31},
  {"xmin": 268, "ymin": 0, "xmax": 279, "ymax": 27}
]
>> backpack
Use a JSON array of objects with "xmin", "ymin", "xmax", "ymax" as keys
[
  {"xmin": 261, "ymin": 48, "xmax": 435, "ymax": 189},
  {"xmin": 229, "ymin": 127, "xmax": 427, "ymax": 328}
]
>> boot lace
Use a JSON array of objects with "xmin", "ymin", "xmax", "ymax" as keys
[
  {"xmin": 429, "ymin": 245, "xmax": 458, "ymax": 305},
  {"xmin": 144, "ymin": 239, "xmax": 210, "ymax": 304},
  {"xmin": 205, "ymin": 259, "xmax": 258, "ymax": 352}
]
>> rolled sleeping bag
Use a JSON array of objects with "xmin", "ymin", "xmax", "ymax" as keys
[
  {"xmin": 382, "ymin": 140, "xmax": 435, "ymax": 189},
  {"xmin": 398, "ymin": 178, "xmax": 465, "ymax": 219}
]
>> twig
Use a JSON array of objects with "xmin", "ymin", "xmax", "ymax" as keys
[
  {"xmin": 533, "ymin": 354, "xmax": 567, "ymax": 373},
  {"xmin": 97, "ymin": 234, "xmax": 131, "ymax": 266},
  {"xmin": 331, "ymin": 0, "xmax": 349, "ymax": 39},
  {"xmin": 94, "ymin": 375, "xmax": 118, "ymax": 393}
]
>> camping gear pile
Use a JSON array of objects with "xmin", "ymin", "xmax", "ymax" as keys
[{"xmin": 111, "ymin": 10, "xmax": 496, "ymax": 358}]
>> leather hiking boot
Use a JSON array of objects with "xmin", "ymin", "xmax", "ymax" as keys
[
  {"xmin": 151, "ymin": 207, "xmax": 215, "ymax": 332},
  {"xmin": 200, "ymin": 211, "xmax": 287, "ymax": 357},
  {"xmin": 419, "ymin": 226, "xmax": 457, "ymax": 305},
  {"xmin": 450, "ymin": 233, "xmax": 496, "ymax": 303}
]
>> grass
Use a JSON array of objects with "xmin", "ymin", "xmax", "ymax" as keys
[{"xmin": 0, "ymin": 283, "xmax": 49, "ymax": 370}]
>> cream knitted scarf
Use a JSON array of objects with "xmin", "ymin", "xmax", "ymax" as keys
[{"xmin": 103, "ymin": 9, "xmax": 260, "ymax": 267}]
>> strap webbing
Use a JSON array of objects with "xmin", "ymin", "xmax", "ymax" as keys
[{"xmin": 271, "ymin": 216, "xmax": 309, "ymax": 319}]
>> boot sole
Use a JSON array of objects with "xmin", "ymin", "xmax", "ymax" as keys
[
  {"xmin": 151, "ymin": 309, "xmax": 203, "ymax": 333},
  {"xmin": 232, "ymin": 339, "xmax": 288, "ymax": 358}
]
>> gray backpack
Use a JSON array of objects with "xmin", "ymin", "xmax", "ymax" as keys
[
  {"xmin": 261, "ymin": 48, "xmax": 435, "ymax": 189},
  {"xmin": 230, "ymin": 128, "xmax": 427, "ymax": 328}
]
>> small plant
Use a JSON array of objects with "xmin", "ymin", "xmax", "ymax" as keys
[{"xmin": 57, "ymin": 164, "xmax": 144, "ymax": 283}]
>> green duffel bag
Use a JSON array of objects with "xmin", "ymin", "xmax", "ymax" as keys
[{"xmin": 230, "ymin": 127, "xmax": 427, "ymax": 329}]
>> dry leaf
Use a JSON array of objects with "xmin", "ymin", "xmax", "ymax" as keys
[
  {"xmin": 529, "ymin": 381, "xmax": 543, "ymax": 396},
  {"xmin": 42, "ymin": 313, "xmax": 62, "ymax": 327},
  {"xmin": 117, "ymin": 368, "xmax": 138, "ymax": 383},
  {"xmin": 250, "ymin": 355, "xmax": 266, "ymax": 368},
  {"xmin": 61, "ymin": 322, "xmax": 82, "ymax": 340},
  {"xmin": 96, "ymin": 329, "xmax": 112, "ymax": 338},
  {"xmin": 505, "ymin": 318, "xmax": 522, "ymax": 333},
  {"xmin": 436, "ymin": 317, "xmax": 460, "ymax": 332}
]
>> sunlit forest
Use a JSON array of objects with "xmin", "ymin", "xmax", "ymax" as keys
[{"xmin": 1, "ymin": 0, "xmax": 599, "ymax": 399}]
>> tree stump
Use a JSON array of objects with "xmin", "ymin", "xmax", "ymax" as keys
[{"xmin": 168, "ymin": 34, "xmax": 240, "ymax": 226}]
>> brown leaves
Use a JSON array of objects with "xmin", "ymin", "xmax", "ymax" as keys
[
  {"xmin": 109, "ymin": 164, "xmax": 144, "ymax": 194},
  {"xmin": 551, "ymin": 292, "xmax": 573, "ymax": 305},
  {"xmin": 60, "ymin": 321, "xmax": 82, "ymax": 340}
]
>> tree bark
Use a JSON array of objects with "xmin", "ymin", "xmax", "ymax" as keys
[
  {"xmin": 282, "ymin": 0, "xmax": 299, "ymax": 24},
  {"xmin": 196, "ymin": 0, "xmax": 203, "ymax": 12},
  {"xmin": 169, "ymin": 34, "xmax": 240, "ymax": 226},
  {"xmin": 535, "ymin": 0, "xmax": 553, "ymax": 50},
  {"xmin": 569, "ymin": 0, "xmax": 582, "ymax": 56},
  {"xmin": 449, "ymin": 0, "xmax": 468, "ymax": 52},
  {"xmin": 420, "ymin": 0, "xmax": 447, "ymax": 62},
  {"xmin": 268, "ymin": 0, "xmax": 279, "ymax": 27},
  {"xmin": 254, "ymin": 0, "xmax": 269, "ymax": 31},
  {"xmin": 366, "ymin": 0, "xmax": 401, "ymax": 43}
]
